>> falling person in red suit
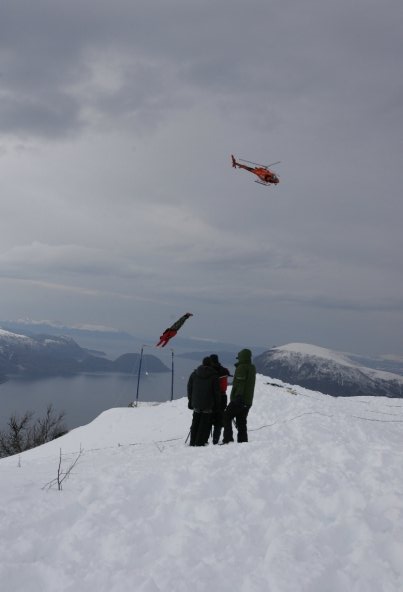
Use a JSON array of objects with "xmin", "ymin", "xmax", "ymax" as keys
[{"xmin": 156, "ymin": 312, "xmax": 193, "ymax": 347}]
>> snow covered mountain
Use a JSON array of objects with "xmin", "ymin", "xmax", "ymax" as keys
[
  {"xmin": 0, "ymin": 319, "xmax": 260, "ymax": 358},
  {"xmin": 254, "ymin": 343, "xmax": 403, "ymax": 398},
  {"xmin": 0, "ymin": 319, "xmax": 138, "ymax": 358},
  {"xmin": 0, "ymin": 328, "xmax": 85, "ymax": 379},
  {"xmin": 0, "ymin": 328, "xmax": 168, "ymax": 379},
  {"xmin": 1, "ymin": 375, "xmax": 402, "ymax": 591}
]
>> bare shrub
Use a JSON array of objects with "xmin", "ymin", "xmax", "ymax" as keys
[{"xmin": 0, "ymin": 405, "xmax": 67, "ymax": 458}]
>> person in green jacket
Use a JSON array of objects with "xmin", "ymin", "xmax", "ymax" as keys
[{"xmin": 222, "ymin": 349, "xmax": 256, "ymax": 444}]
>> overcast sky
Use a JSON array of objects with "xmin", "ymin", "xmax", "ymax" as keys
[{"xmin": 0, "ymin": 0, "xmax": 402, "ymax": 355}]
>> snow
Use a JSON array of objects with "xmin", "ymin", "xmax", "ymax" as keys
[
  {"xmin": 274, "ymin": 342, "xmax": 355, "ymax": 367},
  {"xmin": 1, "ymin": 375, "xmax": 403, "ymax": 592},
  {"xmin": 72, "ymin": 323, "xmax": 122, "ymax": 333},
  {"xmin": 6, "ymin": 319, "xmax": 121, "ymax": 333},
  {"xmin": 0, "ymin": 329, "xmax": 34, "ymax": 354},
  {"xmin": 365, "ymin": 366, "xmax": 403, "ymax": 384},
  {"xmin": 0, "ymin": 328, "xmax": 32, "ymax": 342},
  {"xmin": 381, "ymin": 354, "xmax": 403, "ymax": 363},
  {"xmin": 271, "ymin": 343, "xmax": 403, "ymax": 387}
]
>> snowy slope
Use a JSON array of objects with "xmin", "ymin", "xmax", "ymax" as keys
[
  {"xmin": 0, "ymin": 328, "xmax": 35, "ymax": 347},
  {"xmin": 276, "ymin": 342, "xmax": 353, "ymax": 362},
  {"xmin": 1, "ymin": 375, "xmax": 403, "ymax": 592},
  {"xmin": 255, "ymin": 343, "xmax": 403, "ymax": 397}
]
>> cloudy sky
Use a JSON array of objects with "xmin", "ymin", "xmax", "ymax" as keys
[{"xmin": 0, "ymin": 0, "xmax": 402, "ymax": 355}]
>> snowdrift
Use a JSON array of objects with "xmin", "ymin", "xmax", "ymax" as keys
[{"xmin": 1, "ymin": 375, "xmax": 402, "ymax": 592}]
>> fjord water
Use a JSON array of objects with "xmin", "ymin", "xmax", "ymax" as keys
[{"xmin": 0, "ymin": 357, "xmax": 199, "ymax": 430}]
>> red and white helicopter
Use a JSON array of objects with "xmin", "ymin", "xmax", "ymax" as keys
[{"xmin": 231, "ymin": 154, "xmax": 280, "ymax": 186}]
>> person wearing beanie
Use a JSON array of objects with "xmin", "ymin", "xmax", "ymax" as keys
[
  {"xmin": 222, "ymin": 349, "xmax": 256, "ymax": 444},
  {"xmin": 209, "ymin": 354, "xmax": 231, "ymax": 445},
  {"xmin": 187, "ymin": 357, "xmax": 220, "ymax": 446}
]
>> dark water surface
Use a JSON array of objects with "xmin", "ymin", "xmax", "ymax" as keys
[{"xmin": 0, "ymin": 358, "xmax": 199, "ymax": 431}]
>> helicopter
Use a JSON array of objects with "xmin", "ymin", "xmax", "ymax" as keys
[{"xmin": 231, "ymin": 154, "xmax": 280, "ymax": 186}]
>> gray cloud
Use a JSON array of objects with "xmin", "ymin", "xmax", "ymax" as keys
[
  {"xmin": 0, "ymin": 0, "xmax": 402, "ymax": 354},
  {"xmin": 0, "ymin": 242, "xmax": 154, "ymax": 282}
]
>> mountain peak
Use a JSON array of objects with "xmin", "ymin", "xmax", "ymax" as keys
[
  {"xmin": 255, "ymin": 343, "xmax": 403, "ymax": 397},
  {"xmin": 272, "ymin": 343, "xmax": 354, "ymax": 367}
]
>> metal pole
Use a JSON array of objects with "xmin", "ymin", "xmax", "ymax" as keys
[
  {"xmin": 135, "ymin": 346, "xmax": 144, "ymax": 407},
  {"xmin": 170, "ymin": 349, "xmax": 174, "ymax": 401}
]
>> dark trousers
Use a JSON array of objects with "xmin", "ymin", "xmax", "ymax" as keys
[
  {"xmin": 211, "ymin": 394, "xmax": 227, "ymax": 444},
  {"xmin": 223, "ymin": 400, "xmax": 251, "ymax": 443},
  {"xmin": 190, "ymin": 411, "xmax": 212, "ymax": 446}
]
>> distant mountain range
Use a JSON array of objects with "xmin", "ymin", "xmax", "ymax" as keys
[
  {"xmin": 177, "ymin": 350, "xmax": 239, "ymax": 366},
  {"xmin": 254, "ymin": 343, "xmax": 403, "ymax": 398},
  {"xmin": 0, "ymin": 328, "xmax": 168, "ymax": 382},
  {"xmin": 2, "ymin": 321, "xmax": 402, "ymax": 398},
  {"xmin": 0, "ymin": 319, "xmax": 260, "ymax": 358},
  {"xmin": 0, "ymin": 320, "xmax": 138, "ymax": 358}
]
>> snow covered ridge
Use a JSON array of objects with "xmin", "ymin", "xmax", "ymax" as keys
[
  {"xmin": 254, "ymin": 343, "xmax": 403, "ymax": 398},
  {"xmin": 0, "ymin": 327, "xmax": 168, "ymax": 379},
  {"xmin": 0, "ymin": 328, "xmax": 86, "ymax": 380},
  {"xmin": 1, "ymin": 375, "xmax": 403, "ymax": 592},
  {"xmin": 274, "ymin": 342, "xmax": 355, "ymax": 366},
  {"xmin": 0, "ymin": 327, "xmax": 34, "ymax": 344},
  {"xmin": 1, "ymin": 318, "xmax": 132, "ymax": 339},
  {"xmin": 0, "ymin": 327, "xmax": 77, "ymax": 347},
  {"xmin": 0, "ymin": 328, "xmax": 79, "ymax": 353},
  {"xmin": 10, "ymin": 318, "xmax": 122, "ymax": 332}
]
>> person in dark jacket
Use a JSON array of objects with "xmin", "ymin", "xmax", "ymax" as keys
[
  {"xmin": 209, "ymin": 354, "xmax": 231, "ymax": 445},
  {"xmin": 222, "ymin": 349, "xmax": 256, "ymax": 444},
  {"xmin": 187, "ymin": 357, "xmax": 220, "ymax": 447}
]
